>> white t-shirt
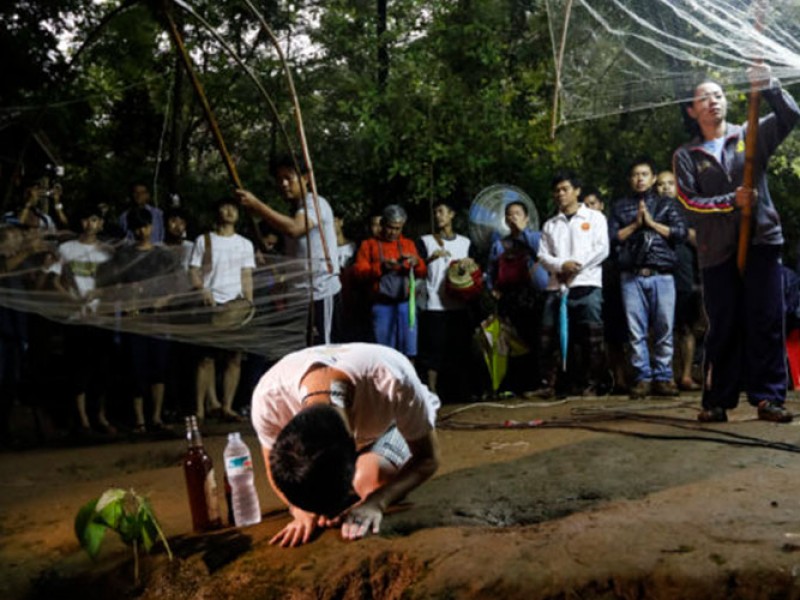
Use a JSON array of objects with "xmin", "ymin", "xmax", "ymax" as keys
[
  {"xmin": 49, "ymin": 239, "xmax": 112, "ymax": 298},
  {"xmin": 250, "ymin": 343, "xmax": 440, "ymax": 452},
  {"xmin": 189, "ymin": 232, "xmax": 256, "ymax": 304},
  {"xmin": 283, "ymin": 193, "xmax": 342, "ymax": 299},
  {"xmin": 419, "ymin": 233, "xmax": 471, "ymax": 311},
  {"xmin": 538, "ymin": 204, "xmax": 609, "ymax": 291}
]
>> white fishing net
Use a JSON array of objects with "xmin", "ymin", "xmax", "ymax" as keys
[
  {"xmin": 0, "ymin": 226, "xmax": 310, "ymax": 359},
  {"xmin": 545, "ymin": 0, "xmax": 800, "ymax": 126}
]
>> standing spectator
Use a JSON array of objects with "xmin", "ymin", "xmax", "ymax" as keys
[
  {"xmin": 237, "ymin": 156, "xmax": 341, "ymax": 345},
  {"xmin": 7, "ymin": 175, "xmax": 63, "ymax": 232},
  {"xmin": 674, "ymin": 64, "xmax": 799, "ymax": 423},
  {"xmin": 536, "ymin": 172, "xmax": 609, "ymax": 397},
  {"xmin": 49, "ymin": 205, "xmax": 115, "ymax": 434},
  {"xmin": 416, "ymin": 200, "xmax": 473, "ymax": 400},
  {"xmin": 368, "ymin": 213, "xmax": 383, "ymax": 240},
  {"xmin": 582, "ymin": 188, "xmax": 629, "ymax": 393},
  {"xmin": 164, "ymin": 207, "xmax": 194, "ymax": 270},
  {"xmin": 656, "ymin": 170, "xmax": 702, "ymax": 391},
  {"xmin": 485, "ymin": 201, "xmax": 548, "ymax": 394},
  {"xmin": 609, "ymin": 158, "xmax": 687, "ymax": 399},
  {"xmin": 189, "ymin": 198, "xmax": 256, "ymax": 422},
  {"xmin": 581, "ymin": 188, "xmax": 605, "ymax": 212},
  {"xmin": 120, "ymin": 182, "xmax": 164, "ymax": 243},
  {"xmin": 98, "ymin": 207, "xmax": 181, "ymax": 432},
  {"xmin": 353, "ymin": 205, "xmax": 426, "ymax": 360},
  {"xmin": 96, "ymin": 201, "xmax": 125, "ymax": 242}
]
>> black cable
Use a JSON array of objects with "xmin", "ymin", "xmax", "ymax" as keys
[{"xmin": 438, "ymin": 412, "xmax": 800, "ymax": 454}]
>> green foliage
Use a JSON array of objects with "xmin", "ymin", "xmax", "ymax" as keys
[
  {"xmin": 4, "ymin": 0, "xmax": 799, "ymax": 245},
  {"xmin": 75, "ymin": 488, "xmax": 172, "ymax": 584}
]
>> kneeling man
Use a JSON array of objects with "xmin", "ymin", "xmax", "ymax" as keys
[{"xmin": 251, "ymin": 343, "xmax": 441, "ymax": 547}]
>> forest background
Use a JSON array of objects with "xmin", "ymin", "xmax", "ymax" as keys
[{"xmin": 3, "ymin": 0, "xmax": 800, "ymax": 261}]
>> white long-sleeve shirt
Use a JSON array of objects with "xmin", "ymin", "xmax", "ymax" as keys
[{"xmin": 537, "ymin": 204, "xmax": 609, "ymax": 291}]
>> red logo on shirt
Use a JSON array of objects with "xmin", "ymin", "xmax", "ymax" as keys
[{"xmin": 581, "ymin": 222, "xmax": 590, "ymax": 231}]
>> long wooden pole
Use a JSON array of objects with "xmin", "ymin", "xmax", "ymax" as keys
[
  {"xmin": 550, "ymin": 0, "xmax": 575, "ymax": 139},
  {"xmin": 163, "ymin": 7, "xmax": 242, "ymax": 189},
  {"xmin": 737, "ymin": 4, "xmax": 765, "ymax": 275},
  {"xmin": 164, "ymin": 4, "xmax": 268, "ymax": 254}
]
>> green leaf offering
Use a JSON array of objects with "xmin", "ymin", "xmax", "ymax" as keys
[{"xmin": 74, "ymin": 488, "xmax": 173, "ymax": 585}]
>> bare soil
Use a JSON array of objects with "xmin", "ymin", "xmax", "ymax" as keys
[{"xmin": 4, "ymin": 393, "xmax": 800, "ymax": 599}]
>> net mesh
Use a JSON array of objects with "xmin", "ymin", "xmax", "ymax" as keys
[
  {"xmin": 545, "ymin": 0, "xmax": 800, "ymax": 126},
  {"xmin": 0, "ymin": 226, "xmax": 310, "ymax": 360}
]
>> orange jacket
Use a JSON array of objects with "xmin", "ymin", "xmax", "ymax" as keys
[{"xmin": 353, "ymin": 236, "xmax": 427, "ymax": 296}]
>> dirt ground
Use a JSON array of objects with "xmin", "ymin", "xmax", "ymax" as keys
[{"xmin": 4, "ymin": 392, "xmax": 800, "ymax": 599}]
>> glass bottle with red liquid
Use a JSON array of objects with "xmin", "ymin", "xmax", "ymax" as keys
[{"xmin": 183, "ymin": 416, "xmax": 222, "ymax": 532}]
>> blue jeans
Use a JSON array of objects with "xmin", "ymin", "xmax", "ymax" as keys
[
  {"xmin": 372, "ymin": 301, "xmax": 417, "ymax": 357},
  {"xmin": 621, "ymin": 273, "xmax": 675, "ymax": 382}
]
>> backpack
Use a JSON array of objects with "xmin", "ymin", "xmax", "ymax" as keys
[{"xmin": 495, "ymin": 240, "xmax": 532, "ymax": 290}]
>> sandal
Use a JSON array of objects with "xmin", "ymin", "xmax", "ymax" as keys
[{"xmin": 132, "ymin": 423, "xmax": 148, "ymax": 435}]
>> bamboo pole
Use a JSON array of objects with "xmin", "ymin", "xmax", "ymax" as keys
[
  {"xmin": 737, "ymin": 2, "xmax": 766, "ymax": 275},
  {"xmin": 550, "ymin": 0, "xmax": 575, "ymax": 139}
]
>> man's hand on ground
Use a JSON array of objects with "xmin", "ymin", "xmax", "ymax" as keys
[
  {"xmin": 270, "ymin": 508, "xmax": 318, "ymax": 548},
  {"xmin": 341, "ymin": 501, "xmax": 383, "ymax": 541}
]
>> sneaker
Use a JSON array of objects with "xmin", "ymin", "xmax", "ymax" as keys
[
  {"xmin": 651, "ymin": 381, "xmax": 679, "ymax": 397},
  {"xmin": 697, "ymin": 407, "xmax": 727, "ymax": 423},
  {"xmin": 757, "ymin": 400, "xmax": 793, "ymax": 423},
  {"xmin": 629, "ymin": 380, "xmax": 651, "ymax": 400}
]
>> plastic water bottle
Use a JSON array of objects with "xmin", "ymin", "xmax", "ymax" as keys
[{"xmin": 223, "ymin": 432, "xmax": 262, "ymax": 527}]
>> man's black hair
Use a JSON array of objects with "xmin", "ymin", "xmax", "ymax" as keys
[
  {"xmin": 432, "ymin": 199, "xmax": 456, "ymax": 212},
  {"xmin": 76, "ymin": 205, "xmax": 104, "ymax": 221},
  {"xmin": 551, "ymin": 170, "xmax": 582, "ymax": 191},
  {"xmin": 580, "ymin": 187, "xmax": 604, "ymax": 204},
  {"xmin": 258, "ymin": 220, "xmax": 282, "ymax": 239},
  {"xmin": 127, "ymin": 207, "xmax": 152, "ymax": 231},
  {"xmin": 504, "ymin": 200, "xmax": 528, "ymax": 216},
  {"xmin": 165, "ymin": 207, "xmax": 188, "ymax": 222},
  {"xmin": 270, "ymin": 154, "xmax": 308, "ymax": 177},
  {"xmin": 681, "ymin": 74, "xmax": 719, "ymax": 138},
  {"xmin": 270, "ymin": 404, "xmax": 358, "ymax": 517},
  {"xmin": 213, "ymin": 196, "xmax": 240, "ymax": 218},
  {"xmin": 627, "ymin": 155, "xmax": 657, "ymax": 177}
]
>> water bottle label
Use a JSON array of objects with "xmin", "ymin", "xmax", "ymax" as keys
[{"xmin": 225, "ymin": 454, "xmax": 253, "ymax": 475}]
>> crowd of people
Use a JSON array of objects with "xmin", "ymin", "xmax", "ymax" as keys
[{"xmin": 1, "ymin": 65, "xmax": 799, "ymax": 455}]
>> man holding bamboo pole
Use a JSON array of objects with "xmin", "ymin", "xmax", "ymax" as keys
[{"xmin": 674, "ymin": 64, "xmax": 799, "ymax": 423}]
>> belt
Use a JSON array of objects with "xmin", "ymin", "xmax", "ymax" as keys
[{"xmin": 633, "ymin": 267, "xmax": 670, "ymax": 277}]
